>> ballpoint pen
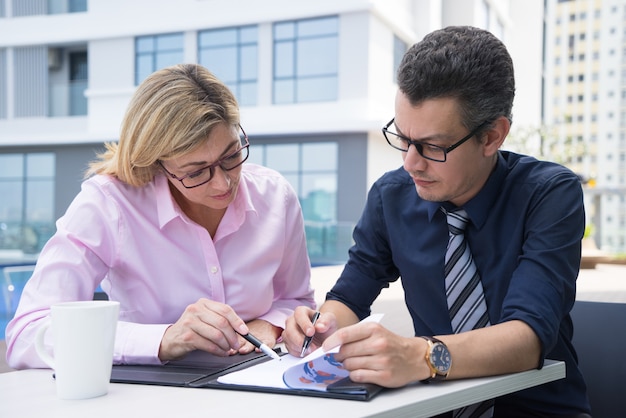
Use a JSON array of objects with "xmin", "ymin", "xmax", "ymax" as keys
[
  {"xmin": 238, "ymin": 332, "xmax": 281, "ymax": 361},
  {"xmin": 300, "ymin": 311, "xmax": 321, "ymax": 357}
]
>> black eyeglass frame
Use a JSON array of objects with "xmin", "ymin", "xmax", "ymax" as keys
[
  {"xmin": 382, "ymin": 118, "xmax": 490, "ymax": 162},
  {"xmin": 158, "ymin": 125, "xmax": 250, "ymax": 189}
]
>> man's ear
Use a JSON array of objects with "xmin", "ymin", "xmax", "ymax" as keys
[{"xmin": 482, "ymin": 116, "xmax": 510, "ymax": 157}]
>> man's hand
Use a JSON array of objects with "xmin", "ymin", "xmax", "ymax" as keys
[
  {"xmin": 282, "ymin": 306, "xmax": 339, "ymax": 357},
  {"xmin": 323, "ymin": 321, "xmax": 429, "ymax": 388}
]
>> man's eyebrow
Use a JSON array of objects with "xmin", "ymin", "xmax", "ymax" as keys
[{"xmin": 395, "ymin": 124, "xmax": 446, "ymax": 143}]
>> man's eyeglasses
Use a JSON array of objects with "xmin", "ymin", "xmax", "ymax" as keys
[
  {"xmin": 158, "ymin": 125, "xmax": 250, "ymax": 189},
  {"xmin": 382, "ymin": 118, "xmax": 490, "ymax": 162}
]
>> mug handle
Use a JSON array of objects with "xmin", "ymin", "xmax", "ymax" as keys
[{"xmin": 35, "ymin": 318, "xmax": 55, "ymax": 369}]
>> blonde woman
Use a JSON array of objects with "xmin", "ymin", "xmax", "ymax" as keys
[{"xmin": 7, "ymin": 63, "xmax": 315, "ymax": 368}]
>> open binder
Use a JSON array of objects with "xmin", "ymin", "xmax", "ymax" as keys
[{"xmin": 110, "ymin": 348, "xmax": 383, "ymax": 401}]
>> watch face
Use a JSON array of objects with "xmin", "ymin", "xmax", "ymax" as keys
[{"xmin": 429, "ymin": 343, "xmax": 451, "ymax": 373}]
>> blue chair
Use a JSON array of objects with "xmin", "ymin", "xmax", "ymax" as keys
[
  {"xmin": 571, "ymin": 300, "xmax": 626, "ymax": 418},
  {"xmin": 1, "ymin": 265, "xmax": 108, "ymax": 340},
  {"xmin": 1, "ymin": 265, "xmax": 36, "ymax": 340}
]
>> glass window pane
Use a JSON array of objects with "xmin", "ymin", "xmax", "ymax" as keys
[
  {"xmin": 26, "ymin": 180, "xmax": 54, "ymax": 223},
  {"xmin": 274, "ymin": 79, "xmax": 294, "ymax": 104},
  {"xmin": 0, "ymin": 181, "xmax": 22, "ymax": 222},
  {"xmin": 297, "ymin": 37, "xmax": 337, "ymax": 76},
  {"xmin": 0, "ymin": 155, "xmax": 23, "ymax": 178},
  {"xmin": 246, "ymin": 145, "xmax": 265, "ymax": 166},
  {"xmin": 302, "ymin": 143, "xmax": 337, "ymax": 171},
  {"xmin": 239, "ymin": 82, "xmax": 257, "ymax": 107},
  {"xmin": 274, "ymin": 42, "xmax": 294, "ymax": 77},
  {"xmin": 26, "ymin": 153, "xmax": 54, "ymax": 177},
  {"xmin": 297, "ymin": 76, "xmax": 337, "ymax": 102},
  {"xmin": 240, "ymin": 45, "xmax": 257, "ymax": 80},
  {"xmin": 266, "ymin": 144, "xmax": 298, "ymax": 171},
  {"xmin": 69, "ymin": 0, "xmax": 87, "ymax": 12},
  {"xmin": 0, "ymin": 152, "xmax": 55, "ymax": 254},
  {"xmin": 301, "ymin": 173, "xmax": 337, "ymax": 222},
  {"xmin": 156, "ymin": 33, "xmax": 184, "ymax": 50},
  {"xmin": 136, "ymin": 54, "xmax": 153, "ymax": 83},
  {"xmin": 199, "ymin": 28, "xmax": 237, "ymax": 47},
  {"xmin": 136, "ymin": 37, "xmax": 154, "ymax": 53},
  {"xmin": 298, "ymin": 17, "xmax": 338, "ymax": 37},
  {"xmin": 302, "ymin": 173, "xmax": 337, "ymax": 194},
  {"xmin": 203, "ymin": 47, "xmax": 237, "ymax": 83},
  {"xmin": 155, "ymin": 51, "xmax": 183, "ymax": 69},
  {"xmin": 240, "ymin": 26, "xmax": 258, "ymax": 43},
  {"xmin": 274, "ymin": 22, "xmax": 295, "ymax": 40}
]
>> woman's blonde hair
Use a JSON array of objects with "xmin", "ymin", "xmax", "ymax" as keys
[{"xmin": 87, "ymin": 63, "xmax": 240, "ymax": 186}]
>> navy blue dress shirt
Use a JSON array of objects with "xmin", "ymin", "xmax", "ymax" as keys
[{"xmin": 327, "ymin": 151, "xmax": 590, "ymax": 416}]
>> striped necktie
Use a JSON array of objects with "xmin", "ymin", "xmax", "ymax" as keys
[
  {"xmin": 444, "ymin": 208, "xmax": 490, "ymax": 332},
  {"xmin": 443, "ymin": 208, "xmax": 493, "ymax": 418}
]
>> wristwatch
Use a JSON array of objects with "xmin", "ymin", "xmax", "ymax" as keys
[{"xmin": 420, "ymin": 336, "xmax": 451, "ymax": 381}]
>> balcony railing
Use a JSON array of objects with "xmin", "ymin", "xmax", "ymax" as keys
[
  {"xmin": 304, "ymin": 221, "xmax": 354, "ymax": 266},
  {"xmin": 583, "ymin": 187, "xmax": 626, "ymax": 256}
]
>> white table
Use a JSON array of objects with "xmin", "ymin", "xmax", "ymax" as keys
[{"xmin": 0, "ymin": 360, "xmax": 564, "ymax": 418}]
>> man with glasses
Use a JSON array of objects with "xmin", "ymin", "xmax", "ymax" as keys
[
  {"xmin": 284, "ymin": 26, "xmax": 591, "ymax": 417},
  {"xmin": 6, "ymin": 63, "xmax": 315, "ymax": 368}
]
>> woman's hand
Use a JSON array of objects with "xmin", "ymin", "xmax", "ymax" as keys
[
  {"xmin": 236, "ymin": 319, "xmax": 282, "ymax": 355},
  {"xmin": 158, "ymin": 298, "xmax": 249, "ymax": 361}
]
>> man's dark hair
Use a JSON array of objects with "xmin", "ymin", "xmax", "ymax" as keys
[{"xmin": 397, "ymin": 26, "xmax": 515, "ymax": 131}]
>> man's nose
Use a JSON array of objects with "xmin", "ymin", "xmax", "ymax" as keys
[{"xmin": 403, "ymin": 144, "xmax": 428, "ymax": 171}]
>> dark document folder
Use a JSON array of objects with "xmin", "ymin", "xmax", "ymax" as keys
[{"xmin": 110, "ymin": 349, "xmax": 383, "ymax": 401}]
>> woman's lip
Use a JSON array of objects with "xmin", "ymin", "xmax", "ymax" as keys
[{"xmin": 211, "ymin": 189, "xmax": 232, "ymax": 200}]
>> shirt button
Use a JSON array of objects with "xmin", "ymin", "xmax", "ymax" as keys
[{"xmin": 210, "ymin": 266, "xmax": 218, "ymax": 274}]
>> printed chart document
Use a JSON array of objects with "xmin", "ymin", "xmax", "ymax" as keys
[{"xmin": 217, "ymin": 314, "xmax": 384, "ymax": 392}]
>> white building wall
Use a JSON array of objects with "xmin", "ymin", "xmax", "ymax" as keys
[{"xmin": 0, "ymin": 0, "xmax": 538, "ymax": 203}]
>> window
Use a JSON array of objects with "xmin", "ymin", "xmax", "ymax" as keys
[
  {"xmin": 247, "ymin": 142, "xmax": 340, "ymax": 263},
  {"xmin": 393, "ymin": 35, "xmax": 408, "ymax": 82},
  {"xmin": 48, "ymin": 48, "xmax": 88, "ymax": 117},
  {"xmin": 68, "ymin": 0, "xmax": 87, "ymax": 12},
  {"xmin": 198, "ymin": 25, "xmax": 258, "ymax": 106},
  {"xmin": 48, "ymin": 0, "xmax": 87, "ymax": 14},
  {"xmin": 273, "ymin": 16, "xmax": 338, "ymax": 104},
  {"xmin": 135, "ymin": 33, "xmax": 184, "ymax": 85},
  {"xmin": 69, "ymin": 51, "xmax": 88, "ymax": 116},
  {"xmin": 0, "ymin": 48, "xmax": 5, "ymax": 119},
  {"xmin": 0, "ymin": 153, "xmax": 55, "ymax": 254}
]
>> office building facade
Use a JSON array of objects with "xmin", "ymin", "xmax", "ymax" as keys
[
  {"xmin": 0, "ymin": 0, "xmax": 528, "ymax": 264},
  {"xmin": 544, "ymin": 0, "xmax": 626, "ymax": 252}
]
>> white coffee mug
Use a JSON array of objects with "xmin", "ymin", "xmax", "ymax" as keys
[{"xmin": 35, "ymin": 300, "xmax": 120, "ymax": 400}]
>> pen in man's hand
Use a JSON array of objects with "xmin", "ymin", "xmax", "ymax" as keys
[
  {"xmin": 300, "ymin": 311, "xmax": 321, "ymax": 357},
  {"xmin": 238, "ymin": 332, "xmax": 281, "ymax": 361}
]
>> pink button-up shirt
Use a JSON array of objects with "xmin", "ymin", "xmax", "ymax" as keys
[{"xmin": 6, "ymin": 163, "xmax": 315, "ymax": 368}]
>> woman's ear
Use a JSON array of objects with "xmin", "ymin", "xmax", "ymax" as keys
[{"xmin": 482, "ymin": 116, "xmax": 510, "ymax": 157}]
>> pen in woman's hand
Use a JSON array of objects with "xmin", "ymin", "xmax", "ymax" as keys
[
  {"xmin": 238, "ymin": 332, "xmax": 281, "ymax": 361},
  {"xmin": 300, "ymin": 311, "xmax": 321, "ymax": 357}
]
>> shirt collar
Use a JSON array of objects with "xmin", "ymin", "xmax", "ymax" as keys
[
  {"xmin": 155, "ymin": 174, "xmax": 179, "ymax": 229},
  {"xmin": 426, "ymin": 152, "xmax": 506, "ymax": 228},
  {"xmin": 463, "ymin": 152, "xmax": 506, "ymax": 229},
  {"xmin": 155, "ymin": 170, "xmax": 258, "ymax": 230}
]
